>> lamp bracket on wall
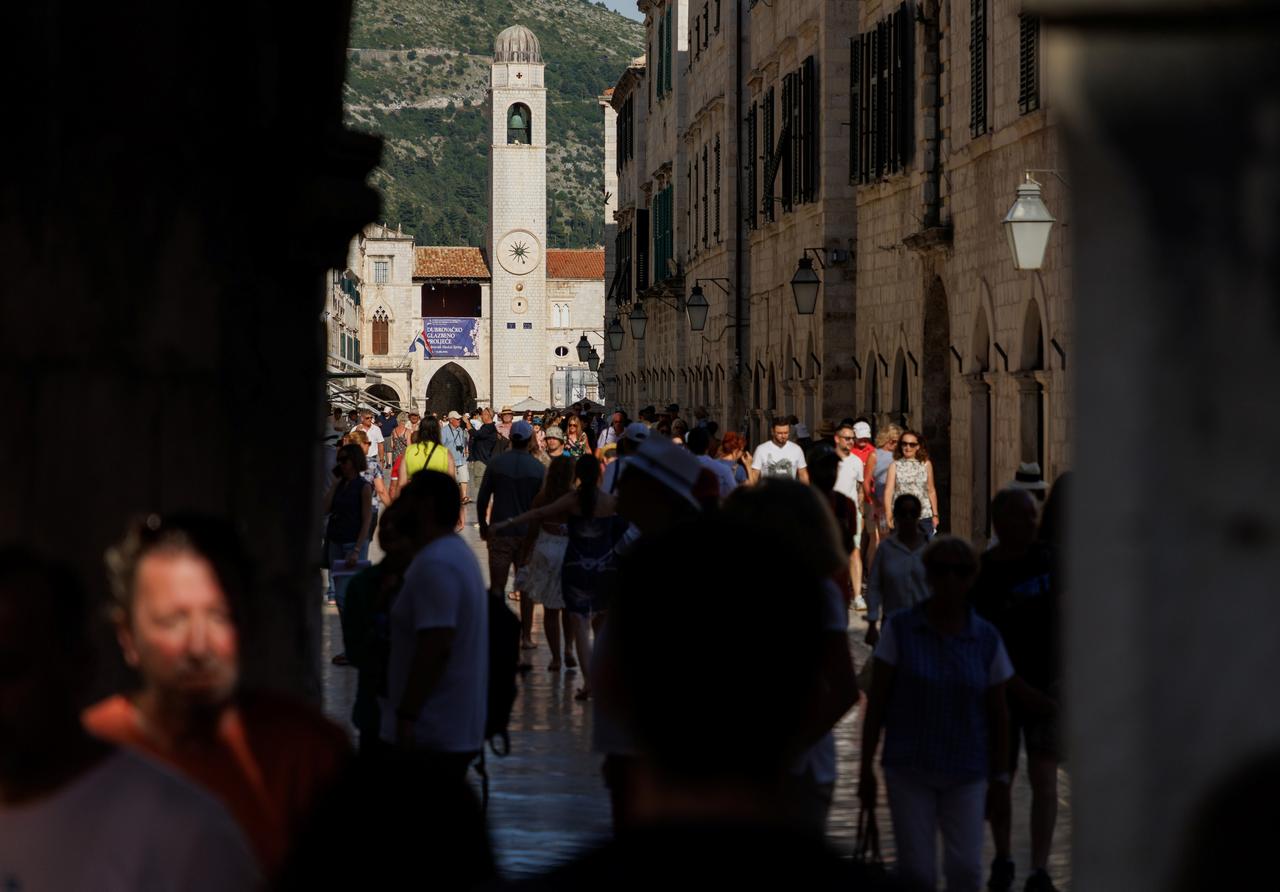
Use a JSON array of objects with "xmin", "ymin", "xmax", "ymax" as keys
[
  {"xmin": 1050, "ymin": 337, "xmax": 1067, "ymax": 371},
  {"xmin": 693, "ymin": 277, "xmax": 732, "ymax": 295},
  {"xmin": 801, "ymin": 247, "xmax": 827, "ymax": 268},
  {"xmin": 993, "ymin": 341, "xmax": 1009, "ymax": 371}
]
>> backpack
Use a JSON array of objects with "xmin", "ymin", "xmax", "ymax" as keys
[{"xmin": 474, "ymin": 589, "xmax": 524, "ymax": 810}]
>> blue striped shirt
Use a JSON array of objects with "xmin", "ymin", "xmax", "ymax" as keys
[{"xmin": 874, "ymin": 605, "xmax": 1013, "ymax": 779}]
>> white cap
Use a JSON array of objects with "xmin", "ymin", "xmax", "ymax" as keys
[
  {"xmin": 623, "ymin": 422, "xmax": 650, "ymax": 442},
  {"xmin": 623, "ymin": 434, "xmax": 703, "ymax": 507},
  {"xmin": 447, "ymin": 411, "xmax": 462, "ymax": 420},
  {"xmin": 853, "ymin": 421, "xmax": 872, "ymax": 439}
]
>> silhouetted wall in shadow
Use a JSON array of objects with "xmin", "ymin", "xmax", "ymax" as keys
[{"xmin": 0, "ymin": 2, "xmax": 380, "ymax": 698}]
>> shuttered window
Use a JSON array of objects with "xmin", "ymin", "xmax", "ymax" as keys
[
  {"xmin": 653, "ymin": 187, "xmax": 674, "ymax": 284},
  {"xmin": 970, "ymin": 0, "xmax": 988, "ymax": 137},
  {"xmin": 851, "ymin": 3, "xmax": 914, "ymax": 184},
  {"xmin": 371, "ymin": 309, "xmax": 389, "ymax": 355},
  {"xmin": 713, "ymin": 134, "xmax": 722, "ymax": 240},
  {"xmin": 665, "ymin": 5, "xmax": 673, "ymax": 97},
  {"xmin": 715, "ymin": 0, "xmax": 721, "ymax": 33},
  {"xmin": 801, "ymin": 55, "xmax": 819, "ymax": 202},
  {"xmin": 635, "ymin": 209, "xmax": 650, "ymax": 292},
  {"xmin": 745, "ymin": 102, "xmax": 758, "ymax": 230},
  {"xmin": 702, "ymin": 144, "xmax": 709, "ymax": 247},
  {"xmin": 1018, "ymin": 14, "xmax": 1040, "ymax": 115},
  {"xmin": 781, "ymin": 71, "xmax": 796, "ymax": 211},
  {"xmin": 762, "ymin": 87, "xmax": 776, "ymax": 222},
  {"xmin": 689, "ymin": 161, "xmax": 696, "ymax": 250},
  {"xmin": 703, "ymin": 3, "xmax": 710, "ymax": 47}
]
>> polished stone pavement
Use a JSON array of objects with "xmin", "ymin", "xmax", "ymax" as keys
[{"xmin": 321, "ymin": 502, "xmax": 1071, "ymax": 885}]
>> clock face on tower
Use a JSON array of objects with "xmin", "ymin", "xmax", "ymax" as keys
[{"xmin": 497, "ymin": 229, "xmax": 542, "ymax": 275}]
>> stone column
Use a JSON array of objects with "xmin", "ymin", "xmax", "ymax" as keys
[
  {"xmin": 1, "ymin": 1, "xmax": 380, "ymax": 700},
  {"xmin": 1045, "ymin": 3, "xmax": 1280, "ymax": 888}
]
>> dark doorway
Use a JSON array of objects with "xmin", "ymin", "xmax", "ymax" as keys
[
  {"xmin": 892, "ymin": 349, "xmax": 910, "ymax": 429},
  {"xmin": 970, "ymin": 306, "xmax": 993, "ymax": 540},
  {"xmin": 366, "ymin": 383, "xmax": 400, "ymax": 410},
  {"xmin": 425, "ymin": 362, "xmax": 477, "ymax": 415},
  {"xmin": 1019, "ymin": 298, "xmax": 1047, "ymax": 472},
  {"xmin": 921, "ymin": 277, "xmax": 952, "ymax": 530},
  {"xmin": 421, "ymin": 283, "xmax": 483, "ymax": 317}
]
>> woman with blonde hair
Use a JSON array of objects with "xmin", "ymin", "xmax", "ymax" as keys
[
  {"xmin": 864, "ymin": 423, "xmax": 902, "ymax": 572},
  {"xmin": 883, "ymin": 429, "xmax": 940, "ymax": 538},
  {"xmin": 515, "ymin": 456, "xmax": 578, "ymax": 671},
  {"xmin": 722, "ymin": 480, "xmax": 860, "ymax": 837}
]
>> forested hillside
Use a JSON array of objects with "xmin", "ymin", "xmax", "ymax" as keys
[{"xmin": 345, "ymin": 0, "xmax": 643, "ymax": 248}]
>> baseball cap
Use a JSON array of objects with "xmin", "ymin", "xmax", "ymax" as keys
[
  {"xmin": 853, "ymin": 421, "xmax": 872, "ymax": 439},
  {"xmin": 544, "ymin": 426, "xmax": 565, "ymax": 441},
  {"xmin": 623, "ymin": 434, "xmax": 703, "ymax": 508},
  {"xmin": 511, "ymin": 420, "xmax": 534, "ymax": 440},
  {"xmin": 447, "ymin": 411, "xmax": 462, "ymax": 420},
  {"xmin": 623, "ymin": 422, "xmax": 650, "ymax": 442},
  {"xmin": 383, "ymin": 406, "xmax": 393, "ymax": 413}
]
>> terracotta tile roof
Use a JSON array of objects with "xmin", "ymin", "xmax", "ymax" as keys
[
  {"xmin": 413, "ymin": 246, "xmax": 490, "ymax": 279},
  {"xmin": 546, "ymin": 248, "xmax": 604, "ymax": 280}
]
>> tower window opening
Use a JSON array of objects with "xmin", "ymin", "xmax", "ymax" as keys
[{"xmin": 507, "ymin": 103, "xmax": 532, "ymax": 144}]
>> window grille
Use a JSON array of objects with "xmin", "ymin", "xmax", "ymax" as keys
[
  {"xmin": 970, "ymin": 0, "xmax": 988, "ymax": 137},
  {"xmin": 1018, "ymin": 14, "xmax": 1040, "ymax": 115}
]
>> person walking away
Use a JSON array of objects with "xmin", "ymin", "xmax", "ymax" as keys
[
  {"xmin": 323, "ymin": 444, "xmax": 372, "ymax": 627},
  {"xmin": 714, "ymin": 430, "xmax": 752, "ymax": 486},
  {"xmin": 750, "ymin": 417, "xmax": 810, "ymax": 483},
  {"xmin": 723, "ymin": 480, "xmax": 860, "ymax": 837},
  {"xmin": 686, "ymin": 427, "xmax": 737, "ymax": 500},
  {"xmin": 514, "ymin": 456, "xmax": 578, "ymax": 671},
  {"xmin": 85, "ymin": 515, "xmax": 351, "ymax": 877},
  {"xmin": 442, "ymin": 411, "xmax": 471, "ymax": 503},
  {"xmin": 864, "ymin": 424, "xmax": 903, "ymax": 586},
  {"xmin": 863, "ymin": 494, "xmax": 929, "ymax": 646},
  {"xmin": 883, "ymin": 430, "xmax": 940, "ymax": 538},
  {"xmin": 469, "ymin": 407, "xmax": 498, "ymax": 499},
  {"xmin": 400, "ymin": 418, "xmax": 454, "ymax": 491},
  {"xmin": 477, "ymin": 421, "xmax": 546, "ymax": 651},
  {"xmin": 509, "ymin": 515, "xmax": 901, "ymax": 891},
  {"xmin": 833, "ymin": 422, "xmax": 867, "ymax": 609},
  {"xmin": 492, "ymin": 454, "xmax": 625, "ymax": 701},
  {"xmin": 971, "ymin": 488, "xmax": 1062, "ymax": 892},
  {"xmin": 1, "ymin": 549, "xmax": 262, "ymax": 891},
  {"xmin": 859, "ymin": 536, "xmax": 1012, "ymax": 892},
  {"xmin": 381, "ymin": 471, "xmax": 488, "ymax": 790},
  {"xmin": 806, "ymin": 447, "xmax": 861, "ymax": 606},
  {"xmin": 378, "ymin": 405, "xmax": 398, "ymax": 442}
]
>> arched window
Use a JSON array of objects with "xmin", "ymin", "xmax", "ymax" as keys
[
  {"xmin": 371, "ymin": 308, "xmax": 389, "ymax": 355},
  {"xmin": 507, "ymin": 103, "xmax": 532, "ymax": 145}
]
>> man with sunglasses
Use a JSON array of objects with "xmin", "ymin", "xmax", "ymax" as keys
[{"xmin": 832, "ymin": 422, "xmax": 867, "ymax": 609}]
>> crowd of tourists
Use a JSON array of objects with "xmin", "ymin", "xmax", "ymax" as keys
[{"xmin": 1, "ymin": 397, "xmax": 1065, "ymax": 891}]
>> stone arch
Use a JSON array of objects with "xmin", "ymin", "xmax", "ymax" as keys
[
  {"xmin": 1020, "ymin": 297, "xmax": 1046, "ymax": 371},
  {"xmin": 507, "ymin": 102, "xmax": 532, "ymax": 145},
  {"xmin": 892, "ymin": 347, "xmax": 911, "ymax": 429},
  {"xmin": 424, "ymin": 362, "xmax": 477, "ymax": 416},
  {"xmin": 365, "ymin": 382, "xmax": 402, "ymax": 411},
  {"xmin": 970, "ymin": 303, "xmax": 992, "ymax": 373},
  {"xmin": 921, "ymin": 277, "xmax": 952, "ymax": 530}
]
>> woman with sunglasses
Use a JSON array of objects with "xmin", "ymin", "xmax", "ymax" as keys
[
  {"xmin": 563, "ymin": 415, "xmax": 593, "ymax": 459},
  {"xmin": 883, "ymin": 429, "xmax": 941, "ymax": 538}
]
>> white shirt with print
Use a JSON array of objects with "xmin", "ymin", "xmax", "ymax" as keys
[{"xmin": 751, "ymin": 440, "xmax": 808, "ymax": 480}]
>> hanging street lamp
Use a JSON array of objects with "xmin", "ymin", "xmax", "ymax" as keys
[
  {"xmin": 575, "ymin": 333, "xmax": 593, "ymax": 363},
  {"xmin": 686, "ymin": 285, "xmax": 710, "ymax": 332},
  {"xmin": 628, "ymin": 301, "xmax": 648, "ymax": 340},
  {"xmin": 1004, "ymin": 174, "xmax": 1056, "ymax": 270},
  {"xmin": 587, "ymin": 347, "xmax": 600, "ymax": 372},
  {"xmin": 607, "ymin": 316, "xmax": 625, "ymax": 352},
  {"xmin": 790, "ymin": 254, "xmax": 822, "ymax": 315}
]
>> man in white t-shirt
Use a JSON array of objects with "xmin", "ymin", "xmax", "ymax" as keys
[
  {"xmin": 382, "ymin": 472, "xmax": 488, "ymax": 781},
  {"xmin": 833, "ymin": 421, "xmax": 867, "ymax": 609},
  {"xmin": 0, "ymin": 550, "xmax": 260, "ymax": 891},
  {"xmin": 358, "ymin": 408, "xmax": 386, "ymax": 466},
  {"xmin": 750, "ymin": 417, "xmax": 810, "ymax": 484}
]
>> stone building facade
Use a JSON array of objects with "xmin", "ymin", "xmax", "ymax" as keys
[
  {"xmin": 851, "ymin": 0, "xmax": 1070, "ymax": 540},
  {"xmin": 328, "ymin": 26, "xmax": 606, "ymax": 415},
  {"xmin": 603, "ymin": 0, "xmax": 1071, "ymax": 540}
]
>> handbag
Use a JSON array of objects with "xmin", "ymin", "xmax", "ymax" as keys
[{"xmin": 853, "ymin": 804, "xmax": 887, "ymax": 876}]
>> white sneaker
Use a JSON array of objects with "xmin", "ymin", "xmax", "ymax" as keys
[{"xmin": 854, "ymin": 595, "xmax": 868, "ymax": 612}]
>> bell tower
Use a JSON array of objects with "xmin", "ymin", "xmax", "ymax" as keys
[{"xmin": 489, "ymin": 25, "xmax": 548, "ymax": 407}]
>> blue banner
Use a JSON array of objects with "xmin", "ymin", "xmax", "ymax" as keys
[{"xmin": 422, "ymin": 317, "xmax": 481, "ymax": 358}]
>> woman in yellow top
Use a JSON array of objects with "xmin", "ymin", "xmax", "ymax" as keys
[{"xmin": 394, "ymin": 416, "xmax": 455, "ymax": 498}]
